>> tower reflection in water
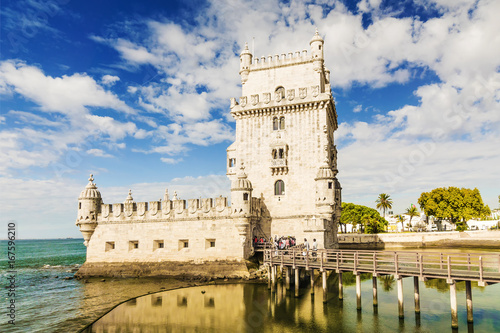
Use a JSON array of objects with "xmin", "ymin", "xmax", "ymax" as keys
[{"xmin": 86, "ymin": 273, "xmax": 499, "ymax": 332}]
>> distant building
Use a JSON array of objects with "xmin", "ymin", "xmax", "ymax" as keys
[{"xmin": 75, "ymin": 31, "xmax": 342, "ymax": 276}]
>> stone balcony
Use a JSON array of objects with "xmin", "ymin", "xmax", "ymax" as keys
[{"xmin": 271, "ymin": 159, "xmax": 288, "ymax": 175}]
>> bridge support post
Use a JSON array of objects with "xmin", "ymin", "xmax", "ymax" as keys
[
  {"xmin": 322, "ymin": 270, "xmax": 328, "ymax": 303},
  {"xmin": 271, "ymin": 265, "xmax": 276, "ymax": 293},
  {"xmin": 450, "ymin": 281, "xmax": 458, "ymax": 328},
  {"xmin": 414, "ymin": 276, "xmax": 420, "ymax": 314},
  {"xmin": 295, "ymin": 268, "xmax": 300, "ymax": 298},
  {"xmin": 338, "ymin": 271, "xmax": 343, "ymax": 300},
  {"xmin": 356, "ymin": 274, "xmax": 362, "ymax": 311},
  {"xmin": 397, "ymin": 276, "xmax": 404, "ymax": 319},
  {"xmin": 267, "ymin": 265, "xmax": 271, "ymax": 290},
  {"xmin": 466, "ymin": 280, "xmax": 473, "ymax": 323},
  {"xmin": 285, "ymin": 267, "xmax": 291, "ymax": 290},
  {"xmin": 372, "ymin": 276, "xmax": 378, "ymax": 307},
  {"xmin": 310, "ymin": 269, "xmax": 315, "ymax": 295}
]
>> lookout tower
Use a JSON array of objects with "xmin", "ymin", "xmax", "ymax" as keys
[
  {"xmin": 228, "ymin": 30, "xmax": 342, "ymax": 248},
  {"xmin": 76, "ymin": 174, "xmax": 102, "ymax": 246}
]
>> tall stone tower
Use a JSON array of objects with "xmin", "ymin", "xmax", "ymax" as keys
[{"xmin": 227, "ymin": 30, "xmax": 342, "ymax": 248}]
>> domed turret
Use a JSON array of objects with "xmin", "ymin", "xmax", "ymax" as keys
[
  {"xmin": 231, "ymin": 164, "xmax": 253, "ymax": 216},
  {"xmin": 314, "ymin": 161, "xmax": 335, "ymax": 214},
  {"xmin": 239, "ymin": 42, "xmax": 252, "ymax": 84},
  {"xmin": 310, "ymin": 29, "xmax": 324, "ymax": 72},
  {"xmin": 76, "ymin": 174, "xmax": 102, "ymax": 246}
]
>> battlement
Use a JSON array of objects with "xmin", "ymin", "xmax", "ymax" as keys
[
  {"xmin": 96, "ymin": 192, "xmax": 263, "ymax": 223},
  {"xmin": 250, "ymin": 49, "xmax": 311, "ymax": 70}
]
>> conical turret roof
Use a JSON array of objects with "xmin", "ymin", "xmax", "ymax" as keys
[{"xmin": 79, "ymin": 174, "xmax": 101, "ymax": 199}]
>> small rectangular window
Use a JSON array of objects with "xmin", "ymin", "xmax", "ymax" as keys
[
  {"xmin": 229, "ymin": 158, "xmax": 236, "ymax": 167},
  {"xmin": 243, "ymin": 193, "xmax": 249, "ymax": 201},
  {"xmin": 79, "ymin": 202, "xmax": 82, "ymax": 209},
  {"xmin": 328, "ymin": 182, "xmax": 333, "ymax": 189},
  {"xmin": 179, "ymin": 239, "xmax": 189, "ymax": 250},
  {"xmin": 206, "ymin": 238, "xmax": 216, "ymax": 249},
  {"xmin": 105, "ymin": 241, "xmax": 115, "ymax": 252},
  {"xmin": 154, "ymin": 240, "xmax": 164, "ymax": 250},
  {"xmin": 129, "ymin": 241, "xmax": 139, "ymax": 251}
]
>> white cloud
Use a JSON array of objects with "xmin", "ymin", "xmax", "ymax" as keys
[
  {"xmin": 353, "ymin": 105, "xmax": 362, "ymax": 113},
  {"xmin": 101, "ymin": 74, "xmax": 120, "ymax": 86},
  {"xmin": 86, "ymin": 148, "xmax": 114, "ymax": 158},
  {"xmin": 160, "ymin": 157, "xmax": 182, "ymax": 164},
  {"xmin": 0, "ymin": 60, "xmax": 134, "ymax": 115}
]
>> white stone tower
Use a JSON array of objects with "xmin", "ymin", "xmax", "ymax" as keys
[
  {"xmin": 76, "ymin": 174, "xmax": 102, "ymax": 246},
  {"xmin": 227, "ymin": 30, "xmax": 341, "ymax": 248}
]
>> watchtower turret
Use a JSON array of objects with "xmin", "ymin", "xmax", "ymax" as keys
[
  {"xmin": 231, "ymin": 164, "xmax": 253, "ymax": 216},
  {"xmin": 76, "ymin": 174, "xmax": 102, "ymax": 246},
  {"xmin": 239, "ymin": 42, "xmax": 252, "ymax": 84},
  {"xmin": 310, "ymin": 29, "xmax": 324, "ymax": 72},
  {"xmin": 314, "ymin": 162, "xmax": 336, "ymax": 215}
]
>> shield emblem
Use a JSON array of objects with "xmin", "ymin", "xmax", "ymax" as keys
[
  {"xmin": 124, "ymin": 203, "xmax": 134, "ymax": 217},
  {"xmin": 137, "ymin": 202, "xmax": 147, "ymax": 216},
  {"xmin": 251, "ymin": 94, "xmax": 259, "ymax": 105},
  {"xmin": 113, "ymin": 203, "xmax": 122, "ymax": 217},
  {"xmin": 162, "ymin": 200, "xmax": 171, "ymax": 215},
  {"xmin": 263, "ymin": 93, "xmax": 271, "ymax": 104},
  {"xmin": 287, "ymin": 89, "xmax": 295, "ymax": 101},
  {"xmin": 240, "ymin": 96, "xmax": 247, "ymax": 107},
  {"xmin": 102, "ymin": 204, "xmax": 110, "ymax": 218},
  {"xmin": 312, "ymin": 85, "xmax": 319, "ymax": 97},
  {"xmin": 299, "ymin": 88, "xmax": 307, "ymax": 99},
  {"xmin": 150, "ymin": 201, "xmax": 159, "ymax": 216}
]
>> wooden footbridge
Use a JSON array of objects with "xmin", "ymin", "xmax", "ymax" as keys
[{"xmin": 264, "ymin": 249, "xmax": 500, "ymax": 328}]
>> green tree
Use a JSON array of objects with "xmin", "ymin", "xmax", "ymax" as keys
[
  {"xmin": 340, "ymin": 203, "xmax": 388, "ymax": 234},
  {"xmin": 375, "ymin": 193, "xmax": 393, "ymax": 218},
  {"xmin": 405, "ymin": 206, "xmax": 420, "ymax": 228},
  {"xmin": 418, "ymin": 187, "xmax": 489, "ymax": 231}
]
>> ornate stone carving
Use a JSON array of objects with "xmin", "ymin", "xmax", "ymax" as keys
[
  {"xmin": 113, "ymin": 203, "xmax": 122, "ymax": 217},
  {"xmin": 240, "ymin": 96, "xmax": 247, "ymax": 107},
  {"xmin": 251, "ymin": 94, "xmax": 259, "ymax": 105},
  {"xmin": 230, "ymin": 97, "xmax": 238, "ymax": 108},
  {"xmin": 312, "ymin": 85, "xmax": 319, "ymax": 97},
  {"xmin": 137, "ymin": 202, "xmax": 147, "ymax": 216},
  {"xmin": 263, "ymin": 93, "xmax": 271, "ymax": 104},
  {"xmin": 299, "ymin": 87, "xmax": 307, "ymax": 99},
  {"xmin": 150, "ymin": 201, "xmax": 158, "ymax": 216},
  {"xmin": 287, "ymin": 89, "xmax": 295, "ymax": 101},
  {"xmin": 124, "ymin": 203, "xmax": 134, "ymax": 217},
  {"xmin": 102, "ymin": 204, "xmax": 110, "ymax": 218}
]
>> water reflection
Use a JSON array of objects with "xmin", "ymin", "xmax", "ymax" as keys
[{"xmin": 85, "ymin": 274, "xmax": 500, "ymax": 332}]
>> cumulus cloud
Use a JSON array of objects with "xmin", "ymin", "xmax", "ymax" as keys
[
  {"xmin": 86, "ymin": 148, "xmax": 114, "ymax": 158},
  {"xmin": 101, "ymin": 74, "xmax": 120, "ymax": 86},
  {"xmin": 0, "ymin": 60, "xmax": 134, "ymax": 115}
]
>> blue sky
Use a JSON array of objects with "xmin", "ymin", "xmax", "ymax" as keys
[{"xmin": 1, "ymin": 0, "xmax": 499, "ymax": 239}]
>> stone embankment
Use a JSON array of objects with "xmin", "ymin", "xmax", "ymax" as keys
[
  {"xmin": 75, "ymin": 260, "xmax": 269, "ymax": 280},
  {"xmin": 338, "ymin": 230, "xmax": 500, "ymax": 249}
]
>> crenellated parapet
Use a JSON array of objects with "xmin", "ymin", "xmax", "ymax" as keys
[{"xmin": 99, "ymin": 191, "xmax": 236, "ymax": 223}]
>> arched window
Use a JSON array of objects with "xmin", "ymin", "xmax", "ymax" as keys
[
  {"xmin": 278, "ymin": 148, "xmax": 284, "ymax": 159},
  {"xmin": 274, "ymin": 180, "xmax": 285, "ymax": 195},
  {"xmin": 273, "ymin": 117, "xmax": 279, "ymax": 130},
  {"xmin": 272, "ymin": 149, "xmax": 277, "ymax": 159},
  {"xmin": 279, "ymin": 117, "xmax": 285, "ymax": 130},
  {"xmin": 243, "ymin": 193, "xmax": 249, "ymax": 201}
]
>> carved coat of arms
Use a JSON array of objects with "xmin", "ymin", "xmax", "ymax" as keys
[
  {"xmin": 263, "ymin": 93, "xmax": 271, "ymax": 104},
  {"xmin": 312, "ymin": 85, "xmax": 319, "ymax": 97},
  {"xmin": 150, "ymin": 201, "xmax": 158, "ymax": 216},
  {"xmin": 287, "ymin": 89, "xmax": 295, "ymax": 101},
  {"xmin": 102, "ymin": 204, "xmax": 110, "ymax": 218},
  {"xmin": 299, "ymin": 87, "xmax": 307, "ymax": 99},
  {"xmin": 113, "ymin": 203, "xmax": 122, "ymax": 217},
  {"xmin": 251, "ymin": 94, "xmax": 259, "ymax": 105},
  {"xmin": 137, "ymin": 202, "xmax": 147, "ymax": 216},
  {"xmin": 240, "ymin": 96, "xmax": 247, "ymax": 107}
]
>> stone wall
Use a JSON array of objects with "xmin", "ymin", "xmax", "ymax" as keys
[{"xmin": 338, "ymin": 230, "xmax": 500, "ymax": 249}]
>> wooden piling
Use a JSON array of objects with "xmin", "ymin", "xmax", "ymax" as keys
[
  {"xmin": 295, "ymin": 267, "xmax": 300, "ymax": 298},
  {"xmin": 372, "ymin": 276, "xmax": 378, "ymax": 307},
  {"xmin": 414, "ymin": 276, "xmax": 420, "ymax": 314},
  {"xmin": 466, "ymin": 280, "xmax": 473, "ymax": 323},
  {"xmin": 310, "ymin": 269, "xmax": 315, "ymax": 295},
  {"xmin": 450, "ymin": 281, "xmax": 458, "ymax": 328},
  {"xmin": 338, "ymin": 271, "xmax": 343, "ymax": 300},
  {"xmin": 397, "ymin": 277, "xmax": 404, "ymax": 319},
  {"xmin": 286, "ymin": 267, "xmax": 291, "ymax": 290},
  {"xmin": 322, "ymin": 270, "xmax": 328, "ymax": 303},
  {"xmin": 356, "ymin": 274, "xmax": 362, "ymax": 311}
]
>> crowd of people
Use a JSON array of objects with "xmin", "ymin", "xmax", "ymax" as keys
[{"xmin": 253, "ymin": 235, "xmax": 318, "ymax": 256}]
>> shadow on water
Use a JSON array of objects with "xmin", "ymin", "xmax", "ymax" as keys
[{"xmin": 81, "ymin": 272, "xmax": 500, "ymax": 333}]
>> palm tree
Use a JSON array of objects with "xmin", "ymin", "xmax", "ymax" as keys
[
  {"xmin": 405, "ymin": 206, "xmax": 420, "ymax": 229},
  {"xmin": 396, "ymin": 214, "xmax": 405, "ymax": 232},
  {"xmin": 376, "ymin": 193, "xmax": 393, "ymax": 218}
]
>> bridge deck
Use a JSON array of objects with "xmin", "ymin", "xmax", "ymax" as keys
[{"xmin": 264, "ymin": 249, "xmax": 500, "ymax": 285}]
